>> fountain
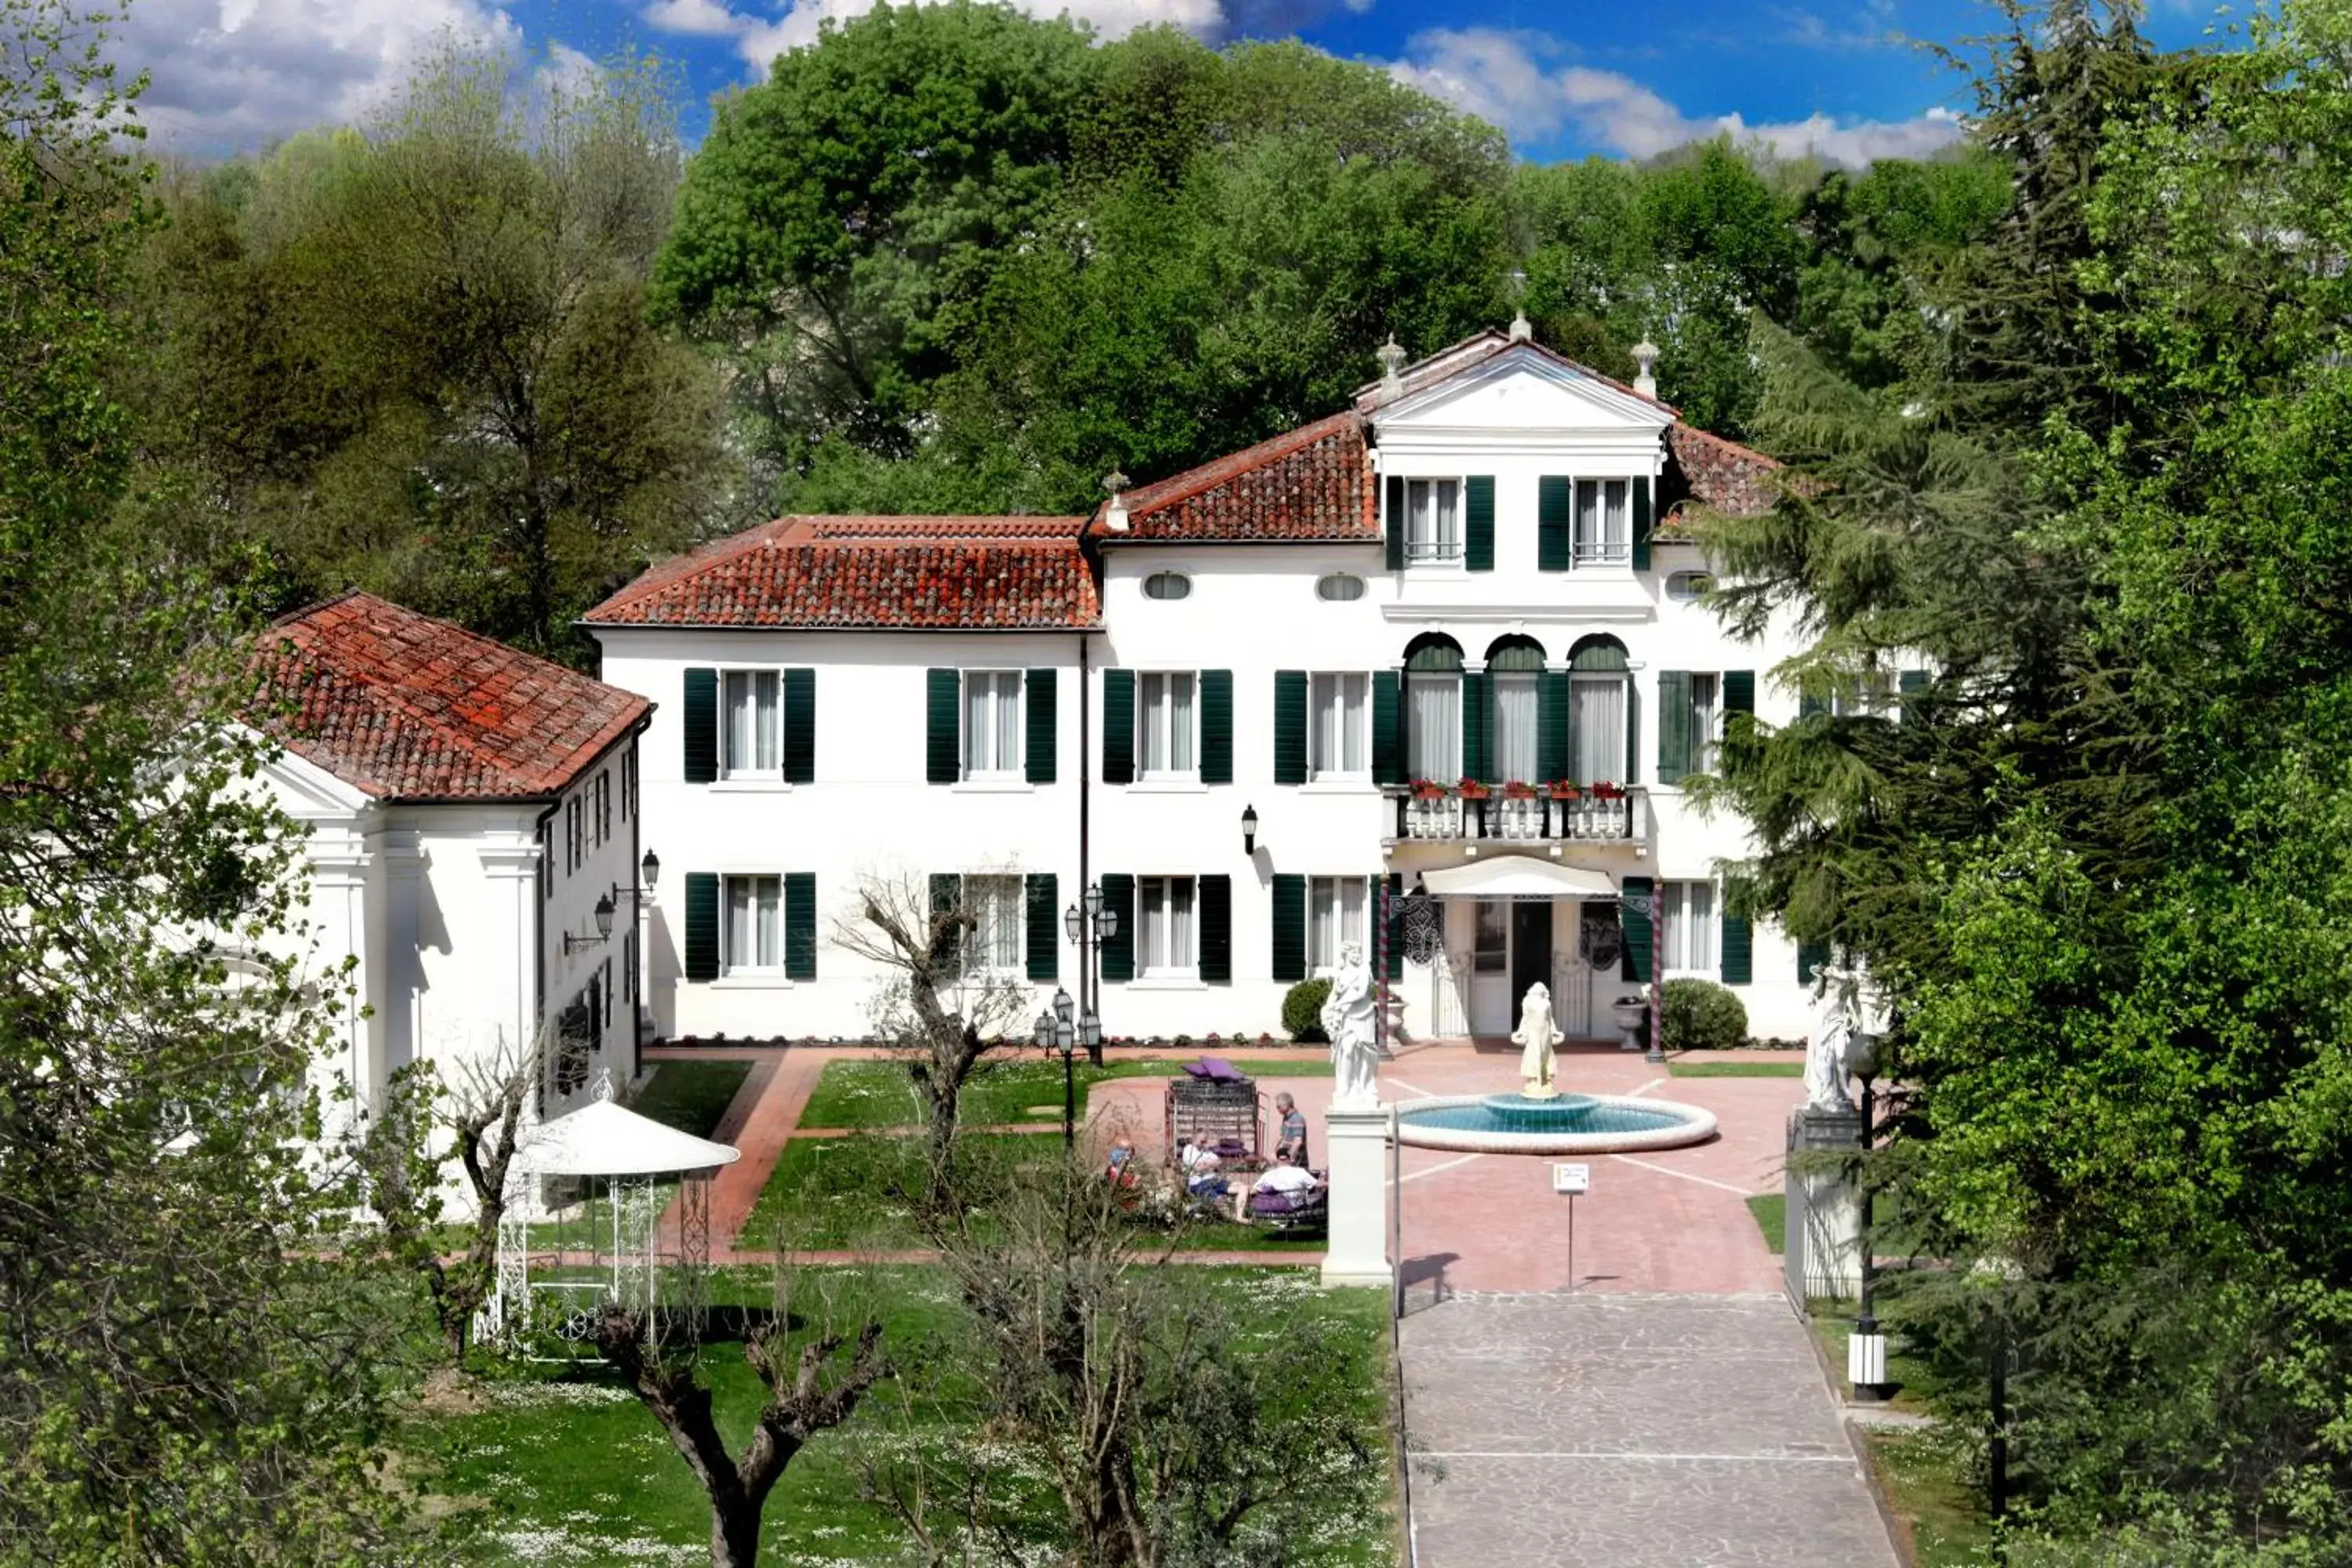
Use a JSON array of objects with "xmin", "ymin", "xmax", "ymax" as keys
[{"xmin": 1392, "ymin": 982, "xmax": 1718, "ymax": 1154}]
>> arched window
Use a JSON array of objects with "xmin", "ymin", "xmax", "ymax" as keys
[
  {"xmin": 1402, "ymin": 634, "xmax": 1464, "ymax": 779},
  {"xmin": 1568, "ymin": 635, "xmax": 1632, "ymax": 786},
  {"xmin": 1316, "ymin": 573, "xmax": 1366, "ymax": 602},
  {"xmin": 1142, "ymin": 571, "xmax": 1192, "ymax": 601},
  {"xmin": 1665, "ymin": 570, "xmax": 1711, "ymax": 603},
  {"xmin": 1484, "ymin": 636, "xmax": 1547, "ymax": 783}
]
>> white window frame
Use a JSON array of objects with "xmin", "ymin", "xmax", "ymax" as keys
[
  {"xmin": 1308, "ymin": 876, "xmax": 1368, "ymax": 973},
  {"xmin": 1573, "ymin": 478, "xmax": 1632, "ymax": 567},
  {"xmin": 960, "ymin": 873, "xmax": 1025, "ymax": 975},
  {"xmin": 1405, "ymin": 477, "xmax": 1463, "ymax": 564},
  {"xmin": 1136, "ymin": 672, "xmax": 1198, "ymax": 781},
  {"xmin": 1659, "ymin": 880, "xmax": 1719, "ymax": 975},
  {"xmin": 720, "ymin": 667, "xmax": 784, "ymax": 781},
  {"xmin": 1136, "ymin": 875, "xmax": 1198, "ymax": 978},
  {"xmin": 1308, "ymin": 671, "xmax": 1369, "ymax": 779},
  {"xmin": 961, "ymin": 669, "xmax": 1024, "ymax": 780},
  {"xmin": 722, "ymin": 873, "xmax": 785, "ymax": 975},
  {"xmin": 1831, "ymin": 670, "xmax": 1898, "ymax": 718}
]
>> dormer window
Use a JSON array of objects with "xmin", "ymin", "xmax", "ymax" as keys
[
  {"xmin": 1574, "ymin": 480, "xmax": 1632, "ymax": 567},
  {"xmin": 1406, "ymin": 479, "xmax": 1461, "ymax": 564}
]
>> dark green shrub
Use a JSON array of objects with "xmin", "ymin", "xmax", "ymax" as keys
[
  {"xmin": 1661, "ymin": 978, "xmax": 1748, "ymax": 1052},
  {"xmin": 1282, "ymin": 978, "xmax": 1332, "ymax": 1043}
]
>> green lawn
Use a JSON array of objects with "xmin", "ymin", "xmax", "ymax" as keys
[
  {"xmin": 1746, "ymin": 1192, "xmax": 1787, "ymax": 1254},
  {"xmin": 404, "ymin": 1268, "xmax": 1390, "ymax": 1566},
  {"xmin": 629, "ymin": 1058, "xmax": 753, "ymax": 1139},
  {"xmin": 1861, "ymin": 1425, "xmax": 1994, "ymax": 1566},
  {"xmin": 1668, "ymin": 1059, "xmax": 1805, "ymax": 1078},
  {"xmin": 797, "ymin": 1054, "xmax": 1330, "ymax": 1131}
]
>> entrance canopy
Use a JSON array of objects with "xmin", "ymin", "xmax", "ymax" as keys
[
  {"xmin": 510, "ymin": 1096, "xmax": 742, "ymax": 1178},
  {"xmin": 1419, "ymin": 855, "xmax": 1617, "ymax": 902}
]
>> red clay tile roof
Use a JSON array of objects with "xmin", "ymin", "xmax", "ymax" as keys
[
  {"xmin": 249, "ymin": 591, "xmax": 650, "ymax": 800},
  {"xmin": 1662, "ymin": 423, "xmax": 1781, "ymax": 522},
  {"xmin": 1089, "ymin": 413, "xmax": 1377, "ymax": 543},
  {"xmin": 583, "ymin": 516, "xmax": 1100, "ymax": 630}
]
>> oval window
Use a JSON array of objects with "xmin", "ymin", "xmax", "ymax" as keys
[
  {"xmin": 1316, "ymin": 573, "xmax": 1367, "ymax": 602},
  {"xmin": 1664, "ymin": 571, "xmax": 1713, "ymax": 603},
  {"xmin": 1142, "ymin": 572, "xmax": 1192, "ymax": 601}
]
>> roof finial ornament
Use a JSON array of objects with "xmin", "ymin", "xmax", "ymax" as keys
[
  {"xmin": 590, "ymin": 1069, "xmax": 615, "ymax": 1103},
  {"xmin": 1377, "ymin": 334, "xmax": 1407, "ymax": 394},
  {"xmin": 1632, "ymin": 337, "xmax": 1661, "ymax": 400},
  {"xmin": 1508, "ymin": 269, "xmax": 1532, "ymax": 343},
  {"xmin": 1103, "ymin": 469, "xmax": 1131, "ymax": 534}
]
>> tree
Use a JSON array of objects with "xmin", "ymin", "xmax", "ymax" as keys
[
  {"xmin": 1, "ymin": 1, "xmax": 403, "ymax": 1555},
  {"xmin": 593, "ymin": 1273, "xmax": 888, "ymax": 1568},
  {"xmin": 832, "ymin": 872, "xmax": 1033, "ymax": 1210}
]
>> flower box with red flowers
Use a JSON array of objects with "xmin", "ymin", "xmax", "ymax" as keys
[
  {"xmin": 1544, "ymin": 780, "xmax": 1581, "ymax": 800},
  {"xmin": 1457, "ymin": 778, "xmax": 1491, "ymax": 800},
  {"xmin": 1409, "ymin": 779, "xmax": 1448, "ymax": 801},
  {"xmin": 1501, "ymin": 780, "xmax": 1538, "ymax": 800},
  {"xmin": 1591, "ymin": 781, "xmax": 1626, "ymax": 800}
]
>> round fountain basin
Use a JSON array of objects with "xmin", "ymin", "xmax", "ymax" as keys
[{"xmin": 1395, "ymin": 1091, "xmax": 1718, "ymax": 1153}]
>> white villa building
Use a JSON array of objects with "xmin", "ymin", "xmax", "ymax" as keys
[
  {"xmin": 588, "ymin": 329, "xmax": 1831, "ymax": 1047},
  {"xmin": 249, "ymin": 591, "xmax": 652, "ymax": 1120}
]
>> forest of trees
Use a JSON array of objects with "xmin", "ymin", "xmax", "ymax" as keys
[{"xmin": 16, "ymin": 0, "xmax": 2352, "ymax": 1558}]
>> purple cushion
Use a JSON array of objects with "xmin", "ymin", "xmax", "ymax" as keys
[{"xmin": 1192, "ymin": 1054, "xmax": 1243, "ymax": 1081}]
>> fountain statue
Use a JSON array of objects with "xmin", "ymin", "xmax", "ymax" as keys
[
  {"xmin": 1512, "ymin": 981, "xmax": 1566, "ymax": 1100},
  {"xmin": 1323, "ymin": 942, "xmax": 1381, "ymax": 1109},
  {"xmin": 1804, "ymin": 960, "xmax": 1860, "ymax": 1112}
]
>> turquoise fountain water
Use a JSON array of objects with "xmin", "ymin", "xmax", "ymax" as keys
[{"xmin": 1394, "ymin": 1089, "xmax": 1717, "ymax": 1153}]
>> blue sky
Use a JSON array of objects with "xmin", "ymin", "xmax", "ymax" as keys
[{"xmin": 123, "ymin": 0, "xmax": 2223, "ymax": 166}]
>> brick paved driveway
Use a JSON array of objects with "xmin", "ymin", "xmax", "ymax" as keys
[{"xmin": 1402, "ymin": 1292, "xmax": 1898, "ymax": 1568}]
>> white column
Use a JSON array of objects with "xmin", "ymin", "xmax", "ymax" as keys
[
  {"xmin": 1321, "ymin": 1107, "xmax": 1395, "ymax": 1289},
  {"xmin": 307, "ymin": 836, "xmax": 376, "ymax": 1132},
  {"xmin": 475, "ymin": 841, "xmax": 543, "ymax": 1070},
  {"xmin": 380, "ymin": 829, "xmax": 426, "ymax": 1094}
]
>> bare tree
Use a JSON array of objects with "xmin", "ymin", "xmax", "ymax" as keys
[
  {"xmin": 833, "ymin": 869, "xmax": 1034, "ymax": 1209},
  {"xmin": 355, "ymin": 1029, "xmax": 539, "ymax": 1359},
  {"xmin": 594, "ymin": 1269, "xmax": 890, "ymax": 1568}
]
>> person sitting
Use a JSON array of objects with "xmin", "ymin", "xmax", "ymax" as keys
[
  {"xmin": 1178, "ymin": 1138, "xmax": 1225, "ymax": 1203},
  {"xmin": 1273, "ymin": 1092, "xmax": 1308, "ymax": 1165},
  {"xmin": 1104, "ymin": 1137, "xmax": 1138, "ymax": 1189},
  {"xmin": 1240, "ymin": 1149, "xmax": 1324, "ymax": 1220}
]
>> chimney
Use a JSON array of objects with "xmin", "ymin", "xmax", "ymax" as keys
[
  {"xmin": 1632, "ymin": 339, "xmax": 1660, "ymax": 399},
  {"xmin": 1103, "ymin": 470, "xmax": 1131, "ymax": 533},
  {"xmin": 1376, "ymin": 335, "xmax": 1407, "ymax": 396}
]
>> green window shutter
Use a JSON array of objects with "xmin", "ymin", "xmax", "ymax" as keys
[
  {"xmin": 1200, "ymin": 670, "xmax": 1232, "ymax": 784},
  {"xmin": 926, "ymin": 669, "xmax": 960, "ymax": 784},
  {"xmin": 928, "ymin": 873, "xmax": 964, "ymax": 978},
  {"xmin": 782, "ymin": 668, "xmax": 815, "ymax": 784},
  {"xmin": 1720, "ymin": 911, "xmax": 1752, "ymax": 986},
  {"xmin": 1372, "ymin": 670, "xmax": 1403, "ymax": 785},
  {"xmin": 1460, "ymin": 670, "xmax": 1489, "ymax": 782},
  {"xmin": 1657, "ymin": 670, "xmax": 1693, "ymax": 784},
  {"xmin": 1625, "ymin": 679, "xmax": 1642, "ymax": 786},
  {"xmin": 1025, "ymin": 873, "xmax": 1058, "ymax": 982},
  {"xmin": 1537, "ymin": 475, "xmax": 1572, "ymax": 572},
  {"xmin": 683, "ymin": 872, "xmax": 720, "ymax": 981},
  {"xmin": 1621, "ymin": 875, "xmax": 1653, "ymax": 984},
  {"xmin": 1382, "ymin": 873, "xmax": 1405, "ymax": 983},
  {"xmin": 1798, "ymin": 938, "xmax": 1830, "ymax": 987},
  {"xmin": 1198, "ymin": 875, "xmax": 1232, "ymax": 984},
  {"xmin": 1723, "ymin": 670, "xmax": 1755, "ymax": 717},
  {"xmin": 1465, "ymin": 474, "xmax": 1495, "ymax": 572},
  {"xmin": 1025, "ymin": 668, "xmax": 1057, "ymax": 784},
  {"xmin": 1099, "ymin": 873, "xmax": 1135, "ymax": 982},
  {"xmin": 1271, "ymin": 874, "xmax": 1306, "ymax": 983},
  {"xmin": 1632, "ymin": 475, "xmax": 1653, "ymax": 572},
  {"xmin": 1102, "ymin": 669, "xmax": 1134, "ymax": 784},
  {"xmin": 1385, "ymin": 474, "xmax": 1406, "ymax": 571},
  {"xmin": 682, "ymin": 668, "xmax": 718, "ymax": 784},
  {"xmin": 1273, "ymin": 671, "xmax": 1308, "ymax": 786},
  {"xmin": 1539, "ymin": 670, "xmax": 1571, "ymax": 782},
  {"xmin": 784, "ymin": 873, "xmax": 817, "ymax": 981}
]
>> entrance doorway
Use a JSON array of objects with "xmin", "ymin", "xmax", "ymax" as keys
[
  {"xmin": 1511, "ymin": 902, "xmax": 1552, "ymax": 1026},
  {"xmin": 1465, "ymin": 898, "xmax": 1558, "ymax": 1035}
]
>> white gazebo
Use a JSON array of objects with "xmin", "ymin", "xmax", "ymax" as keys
[{"xmin": 488, "ymin": 1079, "xmax": 741, "ymax": 1348}]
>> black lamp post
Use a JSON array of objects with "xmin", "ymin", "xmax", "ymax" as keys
[
  {"xmin": 1065, "ymin": 882, "xmax": 1120, "ymax": 1066},
  {"xmin": 1241, "ymin": 804, "xmax": 1259, "ymax": 855},
  {"xmin": 1846, "ymin": 1028, "xmax": 1888, "ymax": 1400},
  {"xmin": 1033, "ymin": 985, "xmax": 1098, "ymax": 1149}
]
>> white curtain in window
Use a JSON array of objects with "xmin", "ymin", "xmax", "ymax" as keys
[
  {"xmin": 1409, "ymin": 674, "xmax": 1461, "ymax": 779},
  {"xmin": 1140, "ymin": 673, "xmax": 1196, "ymax": 776},
  {"xmin": 965, "ymin": 677, "xmax": 993, "ymax": 774},
  {"xmin": 1311, "ymin": 673, "xmax": 1367, "ymax": 775},
  {"xmin": 1310, "ymin": 879, "xmax": 1337, "ymax": 969},
  {"xmin": 728, "ymin": 876, "xmax": 780, "ymax": 969},
  {"xmin": 1139, "ymin": 877, "xmax": 1195, "ymax": 972},
  {"xmin": 1170, "ymin": 674, "xmax": 1193, "ymax": 773},
  {"xmin": 971, "ymin": 877, "xmax": 1021, "ymax": 968},
  {"xmin": 1687, "ymin": 882, "xmax": 1715, "ymax": 969},
  {"xmin": 1573, "ymin": 675, "xmax": 1624, "ymax": 784},
  {"xmin": 725, "ymin": 671, "xmax": 781, "ymax": 774},
  {"xmin": 1494, "ymin": 673, "xmax": 1539, "ymax": 782}
]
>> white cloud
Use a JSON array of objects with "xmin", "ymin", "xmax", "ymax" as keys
[
  {"xmin": 1388, "ymin": 26, "xmax": 1962, "ymax": 168},
  {"xmin": 117, "ymin": 0, "xmax": 521, "ymax": 151},
  {"xmin": 646, "ymin": 0, "xmax": 1224, "ymax": 74}
]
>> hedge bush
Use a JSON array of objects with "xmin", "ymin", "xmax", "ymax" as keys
[
  {"xmin": 1282, "ymin": 978, "xmax": 1332, "ymax": 1044},
  {"xmin": 1661, "ymin": 978, "xmax": 1748, "ymax": 1052}
]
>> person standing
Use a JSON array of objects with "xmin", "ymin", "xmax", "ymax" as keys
[{"xmin": 1274, "ymin": 1092, "xmax": 1309, "ymax": 1166}]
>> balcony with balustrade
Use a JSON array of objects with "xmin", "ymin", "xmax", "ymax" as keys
[{"xmin": 1381, "ymin": 785, "xmax": 1648, "ymax": 846}]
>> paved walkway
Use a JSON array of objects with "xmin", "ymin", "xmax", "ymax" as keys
[{"xmin": 1401, "ymin": 1292, "xmax": 1897, "ymax": 1568}]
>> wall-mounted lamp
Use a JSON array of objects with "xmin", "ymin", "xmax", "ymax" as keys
[
  {"xmin": 1241, "ymin": 804, "xmax": 1259, "ymax": 856},
  {"xmin": 564, "ymin": 893, "xmax": 615, "ymax": 954}
]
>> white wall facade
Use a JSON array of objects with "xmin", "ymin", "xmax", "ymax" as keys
[{"xmin": 600, "ymin": 354, "xmax": 1823, "ymax": 1047}]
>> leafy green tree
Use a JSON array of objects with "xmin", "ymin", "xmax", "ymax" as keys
[{"xmin": 1, "ymin": 2, "xmax": 405, "ymax": 1557}]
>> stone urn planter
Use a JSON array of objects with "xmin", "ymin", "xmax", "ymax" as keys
[{"xmin": 1610, "ymin": 997, "xmax": 1650, "ymax": 1052}]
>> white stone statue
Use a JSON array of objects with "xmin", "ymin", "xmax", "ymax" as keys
[
  {"xmin": 1322, "ymin": 942, "xmax": 1381, "ymax": 1110},
  {"xmin": 1804, "ymin": 960, "xmax": 1860, "ymax": 1112},
  {"xmin": 1512, "ymin": 981, "xmax": 1566, "ymax": 1100}
]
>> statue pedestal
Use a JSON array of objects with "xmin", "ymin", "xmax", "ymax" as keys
[
  {"xmin": 1785, "ymin": 1105, "xmax": 1862, "ymax": 1302},
  {"xmin": 1320, "ymin": 1106, "xmax": 1393, "ymax": 1290}
]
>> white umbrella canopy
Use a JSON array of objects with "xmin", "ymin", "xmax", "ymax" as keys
[{"xmin": 510, "ymin": 1096, "xmax": 742, "ymax": 1179}]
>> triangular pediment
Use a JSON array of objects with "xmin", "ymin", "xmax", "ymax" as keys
[{"xmin": 1373, "ymin": 344, "xmax": 1671, "ymax": 436}]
